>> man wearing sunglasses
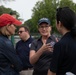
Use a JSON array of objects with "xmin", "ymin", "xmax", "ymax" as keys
[{"xmin": 16, "ymin": 26, "xmax": 34, "ymax": 75}]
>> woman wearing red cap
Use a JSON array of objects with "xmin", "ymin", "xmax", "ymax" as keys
[{"xmin": 0, "ymin": 14, "xmax": 23, "ymax": 75}]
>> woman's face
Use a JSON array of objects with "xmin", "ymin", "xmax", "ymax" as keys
[
  {"xmin": 38, "ymin": 23, "xmax": 52, "ymax": 36},
  {"xmin": 56, "ymin": 21, "xmax": 60, "ymax": 32},
  {"xmin": 56, "ymin": 20, "xmax": 63, "ymax": 35}
]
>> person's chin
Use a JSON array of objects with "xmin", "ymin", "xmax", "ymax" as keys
[
  {"xmin": 42, "ymin": 34, "xmax": 48, "ymax": 36},
  {"xmin": 11, "ymin": 32, "xmax": 15, "ymax": 35}
]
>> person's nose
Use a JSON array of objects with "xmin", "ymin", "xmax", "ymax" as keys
[{"xmin": 43, "ymin": 27, "xmax": 46, "ymax": 30}]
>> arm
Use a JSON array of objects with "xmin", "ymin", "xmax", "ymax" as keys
[
  {"xmin": 29, "ymin": 41, "xmax": 52, "ymax": 64},
  {"xmin": 29, "ymin": 47, "xmax": 45, "ymax": 64},
  {"xmin": 2, "ymin": 40, "xmax": 23, "ymax": 72},
  {"xmin": 48, "ymin": 69, "xmax": 56, "ymax": 75}
]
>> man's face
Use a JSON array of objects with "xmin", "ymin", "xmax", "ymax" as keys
[{"xmin": 18, "ymin": 27, "xmax": 28, "ymax": 40}]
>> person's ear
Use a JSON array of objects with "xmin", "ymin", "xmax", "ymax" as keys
[{"xmin": 59, "ymin": 21, "xmax": 62, "ymax": 28}]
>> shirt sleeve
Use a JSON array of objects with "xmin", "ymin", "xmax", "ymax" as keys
[{"xmin": 30, "ymin": 40, "xmax": 37, "ymax": 51}]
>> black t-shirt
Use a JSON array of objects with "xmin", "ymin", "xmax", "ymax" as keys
[
  {"xmin": 50, "ymin": 32, "xmax": 76, "ymax": 75},
  {"xmin": 30, "ymin": 35, "xmax": 57, "ymax": 74}
]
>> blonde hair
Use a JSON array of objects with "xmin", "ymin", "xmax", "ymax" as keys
[{"xmin": 0, "ymin": 26, "xmax": 11, "ymax": 36}]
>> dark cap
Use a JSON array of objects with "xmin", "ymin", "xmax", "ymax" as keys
[
  {"xmin": 38, "ymin": 18, "xmax": 51, "ymax": 25},
  {"xmin": 0, "ymin": 14, "xmax": 22, "ymax": 28}
]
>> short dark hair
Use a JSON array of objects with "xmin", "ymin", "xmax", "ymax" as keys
[
  {"xmin": 56, "ymin": 7, "xmax": 76, "ymax": 37},
  {"xmin": 19, "ymin": 26, "xmax": 30, "ymax": 33}
]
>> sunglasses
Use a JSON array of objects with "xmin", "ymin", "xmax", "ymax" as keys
[{"xmin": 18, "ymin": 31, "xmax": 25, "ymax": 34}]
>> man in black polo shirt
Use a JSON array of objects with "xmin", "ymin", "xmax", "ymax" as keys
[
  {"xmin": 48, "ymin": 7, "xmax": 76, "ymax": 75},
  {"xmin": 16, "ymin": 26, "xmax": 34, "ymax": 75}
]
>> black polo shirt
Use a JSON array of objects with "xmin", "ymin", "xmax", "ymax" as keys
[
  {"xmin": 16, "ymin": 36, "xmax": 34, "ymax": 70},
  {"xmin": 50, "ymin": 32, "xmax": 76, "ymax": 75},
  {"xmin": 30, "ymin": 35, "xmax": 57, "ymax": 74}
]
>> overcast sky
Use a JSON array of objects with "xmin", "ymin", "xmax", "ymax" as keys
[{"xmin": 1, "ymin": 0, "xmax": 76, "ymax": 22}]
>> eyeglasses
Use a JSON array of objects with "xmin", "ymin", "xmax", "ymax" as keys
[
  {"xmin": 18, "ymin": 31, "xmax": 25, "ymax": 34},
  {"xmin": 39, "ymin": 25, "xmax": 50, "ymax": 29}
]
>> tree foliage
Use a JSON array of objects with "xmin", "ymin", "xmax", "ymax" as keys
[
  {"xmin": 25, "ymin": 0, "xmax": 76, "ymax": 34},
  {"xmin": 0, "ymin": 5, "xmax": 20, "ymax": 19}
]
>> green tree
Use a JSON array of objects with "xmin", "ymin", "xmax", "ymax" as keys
[
  {"xmin": 26, "ymin": 0, "xmax": 76, "ymax": 33},
  {"xmin": 59, "ymin": 0, "xmax": 76, "ymax": 12},
  {"xmin": 27, "ymin": 0, "xmax": 57, "ymax": 33},
  {"xmin": 0, "ymin": 6, "xmax": 20, "ymax": 19}
]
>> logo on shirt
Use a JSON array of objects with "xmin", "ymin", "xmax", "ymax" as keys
[{"xmin": 29, "ymin": 43, "xmax": 31, "ymax": 48}]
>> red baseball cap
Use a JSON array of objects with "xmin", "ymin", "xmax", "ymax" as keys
[{"xmin": 0, "ymin": 14, "xmax": 22, "ymax": 28}]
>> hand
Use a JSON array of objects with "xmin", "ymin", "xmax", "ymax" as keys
[{"xmin": 40, "ymin": 43, "xmax": 53, "ymax": 52}]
